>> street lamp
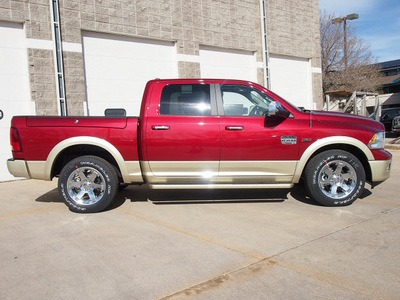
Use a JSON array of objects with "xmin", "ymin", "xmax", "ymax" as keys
[{"xmin": 331, "ymin": 13, "xmax": 359, "ymax": 69}]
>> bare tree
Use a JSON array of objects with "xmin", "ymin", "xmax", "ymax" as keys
[{"xmin": 320, "ymin": 11, "xmax": 382, "ymax": 93}]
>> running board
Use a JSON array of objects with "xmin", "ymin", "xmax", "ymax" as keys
[{"xmin": 149, "ymin": 183, "xmax": 294, "ymax": 190}]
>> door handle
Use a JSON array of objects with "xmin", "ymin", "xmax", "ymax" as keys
[
  {"xmin": 152, "ymin": 125, "xmax": 170, "ymax": 130},
  {"xmin": 225, "ymin": 126, "xmax": 244, "ymax": 130}
]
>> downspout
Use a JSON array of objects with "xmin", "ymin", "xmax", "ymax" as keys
[
  {"xmin": 260, "ymin": 0, "xmax": 270, "ymax": 89},
  {"xmin": 50, "ymin": 0, "xmax": 68, "ymax": 116}
]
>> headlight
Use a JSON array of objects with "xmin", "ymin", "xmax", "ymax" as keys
[{"xmin": 368, "ymin": 132, "xmax": 385, "ymax": 149}]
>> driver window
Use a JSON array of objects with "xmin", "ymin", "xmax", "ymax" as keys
[
  {"xmin": 222, "ymin": 92, "xmax": 252, "ymax": 116},
  {"xmin": 220, "ymin": 84, "xmax": 271, "ymax": 117}
]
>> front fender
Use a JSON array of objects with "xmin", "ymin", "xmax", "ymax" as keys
[{"xmin": 292, "ymin": 136, "xmax": 374, "ymax": 183}]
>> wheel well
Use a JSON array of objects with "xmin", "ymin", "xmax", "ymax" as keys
[
  {"xmin": 302, "ymin": 144, "xmax": 372, "ymax": 183},
  {"xmin": 51, "ymin": 145, "xmax": 122, "ymax": 180}
]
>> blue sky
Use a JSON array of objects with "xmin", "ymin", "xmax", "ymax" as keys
[{"xmin": 319, "ymin": 0, "xmax": 400, "ymax": 63}]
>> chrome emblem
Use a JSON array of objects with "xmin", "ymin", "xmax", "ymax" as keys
[{"xmin": 281, "ymin": 136, "xmax": 298, "ymax": 145}]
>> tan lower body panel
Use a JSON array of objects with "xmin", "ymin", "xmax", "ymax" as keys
[
  {"xmin": 369, "ymin": 159, "xmax": 392, "ymax": 182},
  {"xmin": 150, "ymin": 183, "xmax": 294, "ymax": 189},
  {"xmin": 141, "ymin": 160, "xmax": 297, "ymax": 184}
]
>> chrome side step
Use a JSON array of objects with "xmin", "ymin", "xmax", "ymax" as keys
[{"xmin": 149, "ymin": 183, "xmax": 294, "ymax": 190}]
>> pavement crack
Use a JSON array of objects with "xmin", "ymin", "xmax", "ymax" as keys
[
  {"xmin": 156, "ymin": 207, "xmax": 400, "ymax": 300},
  {"xmin": 157, "ymin": 257, "xmax": 276, "ymax": 300},
  {"xmin": 117, "ymin": 207, "xmax": 266, "ymax": 260},
  {"xmin": 269, "ymin": 206, "xmax": 400, "ymax": 259}
]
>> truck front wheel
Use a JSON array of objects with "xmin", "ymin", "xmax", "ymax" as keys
[
  {"xmin": 304, "ymin": 150, "xmax": 366, "ymax": 206},
  {"xmin": 58, "ymin": 156, "xmax": 119, "ymax": 213}
]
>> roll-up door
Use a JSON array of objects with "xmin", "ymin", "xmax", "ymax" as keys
[{"xmin": 82, "ymin": 32, "xmax": 178, "ymax": 116}]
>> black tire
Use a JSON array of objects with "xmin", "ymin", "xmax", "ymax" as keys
[
  {"xmin": 58, "ymin": 156, "xmax": 119, "ymax": 213},
  {"xmin": 304, "ymin": 150, "xmax": 365, "ymax": 206},
  {"xmin": 118, "ymin": 183, "xmax": 129, "ymax": 191}
]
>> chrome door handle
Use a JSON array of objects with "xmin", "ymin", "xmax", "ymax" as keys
[
  {"xmin": 152, "ymin": 125, "xmax": 170, "ymax": 130},
  {"xmin": 225, "ymin": 126, "xmax": 244, "ymax": 130}
]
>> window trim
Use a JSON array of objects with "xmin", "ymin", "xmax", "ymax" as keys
[{"xmin": 159, "ymin": 83, "xmax": 218, "ymax": 116}]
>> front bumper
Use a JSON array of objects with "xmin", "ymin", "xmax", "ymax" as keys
[
  {"xmin": 369, "ymin": 159, "xmax": 392, "ymax": 182},
  {"xmin": 7, "ymin": 159, "xmax": 31, "ymax": 179}
]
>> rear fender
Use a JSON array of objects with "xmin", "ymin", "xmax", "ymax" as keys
[{"xmin": 45, "ymin": 136, "xmax": 137, "ymax": 183}]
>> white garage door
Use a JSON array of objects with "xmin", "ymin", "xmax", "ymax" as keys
[
  {"xmin": 269, "ymin": 55, "xmax": 313, "ymax": 109},
  {"xmin": 200, "ymin": 46, "xmax": 257, "ymax": 82},
  {"xmin": 82, "ymin": 32, "xmax": 178, "ymax": 116},
  {"xmin": 0, "ymin": 22, "xmax": 34, "ymax": 181}
]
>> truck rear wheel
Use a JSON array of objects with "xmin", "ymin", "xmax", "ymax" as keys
[
  {"xmin": 304, "ymin": 150, "xmax": 365, "ymax": 206},
  {"xmin": 58, "ymin": 156, "xmax": 119, "ymax": 213}
]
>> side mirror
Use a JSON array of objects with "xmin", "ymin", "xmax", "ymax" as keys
[
  {"xmin": 267, "ymin": 101, "xmax": 291, "ymax": 118},
  {"xmin": 268, "ymin": 102, "xmax": 277, "ymax": 117}
]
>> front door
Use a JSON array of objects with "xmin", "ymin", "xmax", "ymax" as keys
[{"xmin": 217, "ymin": 84, "xmax": 300, "ymax": 183}]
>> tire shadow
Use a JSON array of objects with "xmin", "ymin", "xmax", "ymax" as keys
[
  {"xmin": 36, "ymin": 183, "xmax": 374, "ymax": 211},
  {"xmin": 35, "ymin": 188, "xmax": 63, "ymax": 203},
  {"xmin": 147, "ymin": 187, "xmax": 288, "ymax": 205}
]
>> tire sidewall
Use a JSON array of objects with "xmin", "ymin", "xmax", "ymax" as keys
[
  {"xmin": 58, "ymin": 156, "xmax": 118, "ymax": 213},
  {"xmin": 306, "ymin": 150, "xmax": 365, "ymax": 206}
]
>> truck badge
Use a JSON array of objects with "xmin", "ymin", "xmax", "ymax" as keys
[{"xmin": 281, "ymin": 136, "xmax": 298, "ymax": 145}]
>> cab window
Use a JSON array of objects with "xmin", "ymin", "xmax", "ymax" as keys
[
  {"xmin": 160, "ymin": 84, "xmax": 211, "ymax": 116},
  {"xmin": 220, "ymin": 84, "xmax": 274, "ymax": 117}
]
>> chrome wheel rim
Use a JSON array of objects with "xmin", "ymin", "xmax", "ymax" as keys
[
  {"xmin": 317, "ymin": 160, "xmax": 357, "ymax": 199},
  {"xmin": 67, "ymin": 166, "xmax": 105, "ymax": 205}
]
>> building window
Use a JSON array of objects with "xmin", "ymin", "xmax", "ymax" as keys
[{"xmin": 385, "ymin": 70, "xmax": 398, "ymax": 76}]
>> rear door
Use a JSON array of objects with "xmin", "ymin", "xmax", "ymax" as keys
[
  {"xmin": 217, "ymin": 84, "xmax": 300, "ymax": 183},
  {"xmin": 144, "ymin": 82, "xmax": 220, "ymax": 183}
]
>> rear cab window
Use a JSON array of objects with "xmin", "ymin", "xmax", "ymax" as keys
[{"xmin": 160, "ymin": 84, "xmax": 211, "ymax": 116}]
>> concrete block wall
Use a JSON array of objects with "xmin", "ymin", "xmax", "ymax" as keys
[
  {"xmin": 1, "ymin": 0, "xmax": 323, "ymax": 115},
  {"xmin": 61, "ymin": 0, "xmax": 265, "ymax": 115},
  {"xmin": 266, "ymin": 0, "xmax": 323, "ymax": 109},
  {"xmin": 1, "ymin": 0, "xmax": 57, "ymax": 115}
]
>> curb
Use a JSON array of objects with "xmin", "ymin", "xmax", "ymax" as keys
[{"xmin": 386, "ymin": 144, "xmax": 400, "ymax": 150}]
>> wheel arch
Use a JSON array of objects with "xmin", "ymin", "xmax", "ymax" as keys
[
  {"xmin": 293, "ymin": 136, "xmax": 373, "ymax": 184},
  {"xmin": 46, "ymin": 137, "xmax": 130, "ymax": 182}
]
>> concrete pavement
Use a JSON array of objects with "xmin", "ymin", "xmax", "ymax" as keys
[{"xmin": 1, "ymin": 150, "xmax": 399, "ymax": 299}]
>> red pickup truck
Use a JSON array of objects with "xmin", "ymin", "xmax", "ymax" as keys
[{"xmin": 7, "ymin": 79, "xmax": 392, "ymax": 213}]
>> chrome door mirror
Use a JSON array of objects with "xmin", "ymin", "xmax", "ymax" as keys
[
  {"xmin": 267, "ymin": 101, "xmax": 291, "ymax": 118},
  {"xmin": 267, "ymin": 102, "xmax": 277, "ymax": 117}
]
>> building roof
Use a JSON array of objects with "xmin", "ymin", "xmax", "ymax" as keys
[
  {"xmin": 382, "ymin": 76, "xmax": 400, "ymax": 87},
  {"xmin": 377, "ymin": 59, "xmax": 400, "ymax": 70}
]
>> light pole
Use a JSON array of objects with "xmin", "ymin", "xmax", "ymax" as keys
[{"xmin": 332, "ymin": 13, "xmax": 359, "ymax": 70}]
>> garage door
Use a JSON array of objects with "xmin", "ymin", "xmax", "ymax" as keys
[
  {"xmin": 199, "ymin": 46, "xmax": 257, "ymax": 82},
  {"xmin": 82, "ymin": 32, "xmax": 178, "ymax": 116},
  {"xmin": 0, "ymin": 22, "xmax": 34, "ymax": 181},
  {"xmin": 269, "ymin": 55, "xmax": 313, "ymax": 109}
]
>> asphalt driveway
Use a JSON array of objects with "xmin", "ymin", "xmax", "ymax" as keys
[{"xmin": 1, "ymin": 150, "xmax": 399, "ymax": 299}]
